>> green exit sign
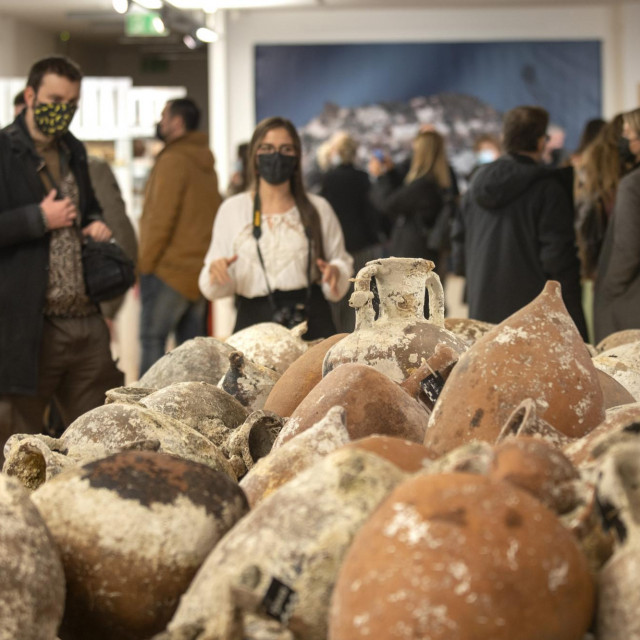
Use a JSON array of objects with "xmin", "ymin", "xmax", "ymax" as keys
[{"xmin": 125, "ymin": 12, "xmax": 167, "ymax": 37}]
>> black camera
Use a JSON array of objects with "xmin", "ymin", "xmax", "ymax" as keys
[{"xmin": 272, "ymin": 303, "xmax": 308, "ymax": 329}]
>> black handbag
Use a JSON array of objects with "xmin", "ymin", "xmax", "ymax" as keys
[{"xmin": 81, "ymin": 237, "xmax": 136, "ymax": 303}]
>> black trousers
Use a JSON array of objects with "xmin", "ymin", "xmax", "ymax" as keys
[{"xmin": 235, "ymin": 284, "xmax": 336, "ymax": 340}]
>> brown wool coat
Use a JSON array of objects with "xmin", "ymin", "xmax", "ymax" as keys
[{"xmin": 138, "ymin": 131, "xmax": 222, "ymax": 301}]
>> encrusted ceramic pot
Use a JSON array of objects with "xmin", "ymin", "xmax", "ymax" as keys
[
  {"xmin": 322, "ymin": 258, "xmax": 467, "ymax": 383},
  {"xmin": 342, "ymin": 434, "xmax": 437, "ymax": 473},
  {"xmin": 593, "ymin": 341, "xmax": 640, "ymax": 401},
  {"xmin": 3, "ymin": 403, "xmax": 235, "ymax": 490},
  {"xmin": 424, "ymin": 281, "xmax": 605, "ymax": 456},
  {"xmin": 0, "ymin": 474, "xmax": 65, "ymax": 640},
  {"xmin": 166, "ymin": 449, "xmax": 405, "ymax": 640},
  {"xmin": 226, "ymin": 322, "xmax": 308, "ymax": 375},
  {"xmin": 240, "ymin": 406, "xmax": 350, "ymax": 507},
  {"xmin": 105, "ymin": 386, "xmax": 156, "ymax": 405},
  {"xmin": 596, "ymin": 329, "xmax": 640, "ymax": 353},
  {"xmin": 272, "ymin": 363, "xmax": 430, "ymax": 448},
  {"xmin": 264, "ymin": 334, "xmax": 347, "ymax": 418},
  {"xmin": 444, "ymin": 317, "xmax": 495, "ymax": 346},
  {"xmin": 139, "ymin": 381, "xmax": 249, "ymax": 444},
  {"xmin": 31, "ymin": 451, "xmax": 249, "ymax": 640},
  {"xmin": 328, "ymin": 473, "xmax": 595, "ymax": 640},
  {"xmin": 136, "ymin": 337, "xmax": 235, "ymax": 389},
  {"xmin": 218, "ymin": 351, "xmax": 281, "ymax": 411},
  {"xmin": 597, "ymin": 369, "xmax": 636, "ymax": 409}
]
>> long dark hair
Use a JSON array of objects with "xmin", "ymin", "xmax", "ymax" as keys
[{"xmin": 247, "ymin": 116, "xmax": 326, "ymax": 261}]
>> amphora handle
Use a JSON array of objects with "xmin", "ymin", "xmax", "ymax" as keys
[{"xmin": 425, "ymin": 270, "xmax": 445, "ymax": 327}]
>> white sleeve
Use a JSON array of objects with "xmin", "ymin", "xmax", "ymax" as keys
[
  {"xmin": 198, "ymin": 199, "xmax": 238, "ymax": 300},
  {"xmin": 313, "ymin": 195, "xmax": 354, "ymax": 302}
]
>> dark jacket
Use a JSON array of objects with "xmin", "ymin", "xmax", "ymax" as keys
[
  {"xmin": 454, "ymin": 154, "xmax": 588, "ymax": 340},
  {"xmin": 594, "ymin": 164, "xmax": 640, "ymax": 343},
  {"xmin": 320, "ymin": 163, "xmax": 379, "ymax": 254},
  {"xmin": 0, "ymin": 113, "xmax": 103, "ymax": 395}
]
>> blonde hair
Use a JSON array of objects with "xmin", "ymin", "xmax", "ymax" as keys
[
  {"xmin": 405, "ymin": 130, "xmax": 451, "ymax": 189},
  {"xmin": 331, "ymin": 131, "xmax": 358, "ymax": 164},
  {"xmin": 623, "ymin": 107, "xmax": 640, "ymax": 139}
]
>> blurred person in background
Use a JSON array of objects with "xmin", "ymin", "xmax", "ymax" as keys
[
  {"xmin": 594, "ymin": 108, "xmax": 640, "ymax": 343},
  {"xmin": 226, "ymin": 142, "xmax": 249, "ymax": 197},
  {"xmin": 138, "ymin": 97, "xmax": 222, "ymax": 376},
  {"xmin": 199, "ymin": 116, "xmax": 353, "ymax": 340},
  {"xmin": 13, "ymin": 89, "xmax": 26, "ymax": 117},
  {"xmin": 320, "ymin": 131, "xmax": 382, "ymax": 332},
  {"xmin": 570, "ymin": 117, "xmax": 607, "ymax": 168},
  {"xmin": 467, "ymin": 133, "xmax": 502, "ymax": 180}
]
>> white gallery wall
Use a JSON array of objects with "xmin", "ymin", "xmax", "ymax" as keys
[
  {"xmin": 0, "ymin": 15, "xmax": 57, "ymax": 77},
  {"xmin": 211, "ymin": 1, "xmax": 640, "ymax": 189}
]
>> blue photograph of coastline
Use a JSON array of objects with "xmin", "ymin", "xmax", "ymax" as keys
[{"xmin": 255, "ymin": 40, "xmax": 602, "ymax": 152}]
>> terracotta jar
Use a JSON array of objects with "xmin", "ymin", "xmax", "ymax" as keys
[
  {"xmin": 136, "ymin": 337, "xmax": 235, "ymax": 389},
  {"xmin": 0, "ymin": 474, "xmax": 65, "ymax": 640},
  {"xmin": 226, "ymin": 322, "xmax": 308, "ymax": 375},
  {"xmin": 444, "ymin": 317, "xmax": 495, "ymax": 346},
  {"xmin": 596, "ymin": 329, "xmax": 640, "ymax": 353},
  {"xmin": 342, "ymin": 434, "xmax": 438, "ymax": 473},
  {"xmin": 597, "ymin": 370, "xmax": 636, "ymax": 409},
  {"xmin": 593, "ymin": 341, "xmax": 640, "ymax": 401},
  {"xmin": 264, "ymin": 334, "xmax": 347, "ymax": 418},
  {"xmin": 424, "ymin": 281, "xmax": 605, "ymax": 456},
  {"xmin": 31, "ymin": 451, "xmax": 248, "ymax": 640},
  {"xmin": 323, "ymin": 258, "xmax": 467, "ymax": 383},
  {"xmin": 328, "ymin": 473, "xmax": 595, "ymax": 640},
  {"xmin": 273, "ymin": 363, "xmax": 430, "ymax": 448},
  {"xmin": 166, "ymin": 449, "xmax": 405, "ymax": 640}
]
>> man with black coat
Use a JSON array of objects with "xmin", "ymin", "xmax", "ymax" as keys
[
  {"xmin": 453, "ymin": 105, "xmax": 588, "ymax": 340},
  {"xmin": 0, "ymin": 56, "xmax": 122, "ymax": 459}
]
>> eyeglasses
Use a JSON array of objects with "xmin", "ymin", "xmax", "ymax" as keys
[{"xmin": 256, "ymin": 143, "xmax": 297, "ymax": 156}]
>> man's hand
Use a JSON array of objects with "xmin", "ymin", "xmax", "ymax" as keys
[
  {"xmin": 317, "ymin": 258, "xmax": 340, "ymax": 297},
  {"xmin": 40, "ymin": 189, "xmax": 77, "ymax": 230},
  {"xmin": 209, "ymin": 255, "xmax": 238, "ymax": 285},
  {"xmin": 82, "ymin": 221, "xmax": 112, "ymax": 242}
]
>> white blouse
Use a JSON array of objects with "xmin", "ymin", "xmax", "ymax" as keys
[{"xmin": 199, "ymin": 192, "xmax": 353, "ymax": 302}]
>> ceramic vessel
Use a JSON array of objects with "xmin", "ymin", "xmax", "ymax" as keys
[
  {"xmin": 32, "ymin": 451, "xmax": 248, "ymax": 640},
  {"xmin": 444, "ymin": 317, "xmax": 495, "ymax": 346},
  {"xmin": 0, "ymin": 474, "xmax": 65, "ymax": 640},
  {"xmin": 240, "ymin": 406, "xmax": 350, "ymax": 507},
  {"xmin": 597, "ymin": 370, "xmax": 636, "ymax": 409},
  {"xmin": 596, "ymin": 329, "xmax": 640, "ymax": 353},
  {"xmin": 328, "ymin": 473, "xmax": 595, "ymax": 640},
  {"xmin": 136, "ymin": 337, "xmax": 235, "ymax": 389},
  {"xmin": 166, "ymin": 449, "xmax": 405, "ymax": 640},
  {"xmin": 424, "ymin": 281, "xmax": 605, "ymax": 456},
  {"xmin": 264, "ymin": 334, "xmax": 346, "ymax": 418},
  {"xmin": 273, "ymin": 363, "xmax": 430, "ymax": 448},
  {"xmin": 226, "ymin": 322, "xmax": 308, "ymax": 375},
  {"xmin": 322, "ymin": 258, "xmax": 467, "ymax": 383},
  {"xmin": 342, "ymin": 434, "xmax": 437, "ymax": 473},
  {"xmin": 593, "ymin": 341, "xmax": 640, "ymax": 400},
  {"xmin": 218, "ymin": 351, "xmax": 281, "ymax": 411}
]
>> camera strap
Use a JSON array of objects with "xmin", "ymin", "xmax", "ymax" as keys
[{"xmin": 253, "ymin": 191, "xmax": 312, "ymax": 312}]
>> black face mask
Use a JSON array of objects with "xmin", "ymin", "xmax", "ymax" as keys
[
  {"xmin": 257, "ymin": 152, "xmax": 297, "ymax": 185},
  {"xmin": 618, "ymin": 137, "xmax": 636, "ymax": 165},
  {"xmin": 155, "ymin": 122, "xmax": 165, "ymax": 142}
]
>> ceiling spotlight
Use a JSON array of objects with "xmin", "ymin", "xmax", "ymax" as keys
[
  {"xmin": 195, "ymin": 26, "xmax": 218, "ymax": 43},
  {"xmin": 112, "ymin": 0, "xmax": 130, "ymax": 13},
  {"xmin": 183, "ymin": 34, "xmax": 199, "ymax": 49},
  {"xmin": 152, "ymin": 16, "xmax": 167, "ymax": 33}
]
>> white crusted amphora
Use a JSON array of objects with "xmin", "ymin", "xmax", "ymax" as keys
[{"xmin": 323, "ymin": 258, "xmax": 467, "ymax": 382}]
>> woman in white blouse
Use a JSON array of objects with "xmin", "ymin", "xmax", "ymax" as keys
[{"xmin": 199, "ymin": 117, "xmax": 353, "ymax": 339}]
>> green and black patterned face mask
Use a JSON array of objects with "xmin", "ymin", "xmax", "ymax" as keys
[{"xmin": 33, "ymin": 101, "xmax": 77, "ymax": 137}]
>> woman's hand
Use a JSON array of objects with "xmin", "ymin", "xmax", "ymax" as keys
[
  {"xmin": 209, "ymin": 255, "xmax": 238, "ymax": 285},
  {"xmin": 317, "ymin": 258, "xmax": 340, "ymax": 297},
  {"xmin": 82, "ymin": 221, "xmax": 112, "ymax": 242}
]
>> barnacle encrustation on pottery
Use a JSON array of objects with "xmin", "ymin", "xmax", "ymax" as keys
[
  {"xmin": 322, "ymin": 258, "xmax": 467, "ymax": 383},
  {"xmin": 240, "ymin": 406, "xmax": 350, "ymax": 507},
  {"xmin": 31, "ymin": 451, "xmax": 249, "ymax": 640},
  {"xmin": 596, "ymin": 329, "xmax": 640, "ymax": 354},
  {"xmin": 4, "ymin": 403, "xmax": 236, "ymax": 490},
  {"xmin": 105, "ymin": 386, "xmax": 156, "ymax": 405},
  {"xmin": 218, "ymin": 351, "xmax": 281, "ymax": 411},
  {"xmin": 0, "ymin": 474, "xmax": 65, "ymax": 640},
  {"xmin": 166, "ymin": 448, "xmax": 405, "ymax": 640},
  {"xmin": 594, "ymin": 441, "xmax": 640, "ymax": 639},
  {"xmin": 342, "ymin": 434, "xmax": 437, "ymax": 473},
  {"xmin": 444, "ymin": 316, "xmax": 495, "ymax": 346},
  {"xmin": 263, "ymin": 334, "xmax": 347, "ymax": 418},
  {"xmin": 139, "ymin": 380, "xmax": 249, "ymax": 445},
  {"xmin": 272, "ymin": 363, "xmax": 430, "ymax": 449},
  {"xmin": 328, "ymin": 473, "xmax": 595, "ymax": 640},
  {"xmin": 226, "ymin": 322, "xmax": 308, "ymax": 375},
  {"xmin": 593, "ymin": 341, "xmax": 640, "ymax": 401},
  {"xmin": 135, "ymin": 336, "xmax": 235, "ymax": 389},
  {"xmin": 424, "ymin": 281, "xmax": 605, "ymax": 456},
  {"xmin": 427, "ymin": 441, "xmax": 496, "ymax": 476},
  {"xmin": 224, "ymin": 410, "xmax": 284, "ymax": 480}
]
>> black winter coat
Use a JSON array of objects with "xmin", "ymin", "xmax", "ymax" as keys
[
  {"xmin": 453, "ymin": 154, "xmax": 588, "ymax": 340},
  {"xmin": 0, "ymin": 113, "xmax": 103, "ymax": 395}
]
